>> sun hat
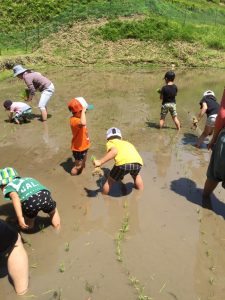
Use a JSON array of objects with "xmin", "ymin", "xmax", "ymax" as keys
[
  {"xmin": 3, "ymin": 100, "xmax": 13, "ymax": 109},
  {"xmin": 0, "ymin": 167, "xmax": 19, "ymax": 186},
  {"xmin": 164, "ymin": 70, "xmax": 175, "ymax": 81},
  {"xmin": 68, "ymin": 98, "xmax": 83, "ymax": 114},
  {"xmin": 13, "ymin": 65, "xmax": 27, "ymax": 77},
  {"xmin": 106, "ymin": 127, "xmax": 122, "ymax": 140},
  {"xmin": 203, "ymin": 90, "xmax": 215, "ymax": 97},
  {"xmin": 74, "ymin": 97, "xmax": 94, "ymax": 110}
]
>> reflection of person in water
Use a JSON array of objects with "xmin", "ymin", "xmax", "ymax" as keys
[
  {"xmin": 203, "ymin": 88, "xmax": 225, "ymax": 198},
  {"xmin": 0, "ymin": 219, "xmax": 29, "ymax": 295}
]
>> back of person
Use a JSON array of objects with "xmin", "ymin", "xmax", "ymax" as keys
[
  {"xmin": 23, "ymin": 71, "xmax": 51, "ymax": 92},
  {"xmin": 3, "ymin": 177, "xmax": 47, "ymax": 201},
  {"xmin": 106, "ymin": 139, "xmax": 143, "ymax": 166},
  {"xmin": 70, "ymin": 116, "xmax": 90, "ymax": 151},
  {"xmin": 10, "ymin": 102, "xmax": 30, "ymax": 113},
  {"xmin": 161, "ymin": 84, "xmax": 177, "ymax": 105},
  {"xmin": 199, "ymin": 95, "xmax": 219, "ymax": 117}
]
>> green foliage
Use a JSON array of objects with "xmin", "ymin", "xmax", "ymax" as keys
[{"xmin": 94, "ymin": 16, "xmax": 225, "ymax": 50}]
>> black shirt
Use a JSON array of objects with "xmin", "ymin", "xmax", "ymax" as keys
[
  {"xmin": 199, "ymin": 95, "xmax": 219, "ymax": 118},
  {"xmin": 161, "ymin": 84, "xmax": 178, "ymax": 105},
  {"xmin": 0, "ymin": 220, "xmax": 18, "ymax": 254}
]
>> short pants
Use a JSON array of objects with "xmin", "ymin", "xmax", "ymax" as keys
[
  {"xmin": 14, "ymin": 108, "xmax": 32, "ymax": 121},
  {"xmin": 207, "ymin": 128, "xmax": 225, "ymax": 188},
  {"xmin": 39, "ymin": 83, "xmax": 55, "ymax": 110},
  {"xmin": 160, "ymin": 103, "xmax": 177, "ymax": 119},
  {"xmin": 73, "ymin": 149, "xmax": 88, "ymax": 161},
  {"xmin": 21, "ymin": 190, "xmax": 56, "ymax": 218},
  {"xmin": 206, "ymin": 114, "xmax": 217, "ymax": 127},
  {"xmin": 110, "ymin": 163, "xmax": 142, "ymax": 181}
]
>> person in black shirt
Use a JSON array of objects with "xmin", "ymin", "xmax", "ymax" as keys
[
  {"xmin": 195, "ymin": 90, "xmax": 219, "ymax": 148},
  {"xmin": 0, "ymin": 219, "xmax": 29, "ymax": 295},
  {"xmin": 159, "ymin": 71, "xmax": 181, "ymax": 130}
]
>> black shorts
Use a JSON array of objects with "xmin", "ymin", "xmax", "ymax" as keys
[
  {"xmin": 73, "ymin": 149, "xmax": 88, "ymax": 161},
  {"xmin": 22, "ymin": 190, "xmax": 56, "ymax": 219},
  {"xmin": 110, "ymin": 163, "xmax": 142, "ymax": 181}
]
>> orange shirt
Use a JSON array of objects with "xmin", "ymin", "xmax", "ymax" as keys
[{"xmin": 70, "ymin": 116, "xmax": 90, "ymax": 151}]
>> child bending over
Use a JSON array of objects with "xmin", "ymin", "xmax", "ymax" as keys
[{"xmin": 93, "ymin": 127, "xmax": 144, "ymax": 195}]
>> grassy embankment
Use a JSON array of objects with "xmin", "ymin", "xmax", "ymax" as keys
[{"xmin": 1, "ymin": 0, "xmax": 225, "ymax": 69}]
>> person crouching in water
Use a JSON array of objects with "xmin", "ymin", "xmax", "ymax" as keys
[
  {"xmin": 68, "ymin": 98, "xmax": 90, "ymax": 175},
  {"xmin": 195, "ymin": 90, "xmax": 219, "ymax": 148},
  {"xmin": 93, "ymin": 127, "xmax": 144, "ymax": 195},
  {"xmin": 0, "ymin": 167, "xmax": 60, "ymax": 230},
  {"xmin": 3, "ymin": 99, "xmax": 32, "ymax": 124}
]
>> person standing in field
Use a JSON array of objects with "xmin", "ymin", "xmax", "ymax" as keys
[
  {"xmin": 13, "ymin": 65, "xmax": 55, "ymax": 122},
  {"xmin": 159, "ymin": 70, "xmax": 181, "ymax": 130},
  {"xmin": 68, "ymin": 98, "xmax": 91, "ymax": 176}
]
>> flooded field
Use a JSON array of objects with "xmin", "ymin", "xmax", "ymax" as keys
[{"xmin": 1, "ymin": 67, "xmax": 225, "ymax": 300}]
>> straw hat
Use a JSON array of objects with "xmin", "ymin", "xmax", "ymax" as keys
[{"xmin": 13, "ymin": 65, "xmax": 27, "ymax": 77}]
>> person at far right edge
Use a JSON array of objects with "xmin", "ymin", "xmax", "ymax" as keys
[{"xmin": 203, "ymin": 87, "xmax": 225, "ymax": 199}]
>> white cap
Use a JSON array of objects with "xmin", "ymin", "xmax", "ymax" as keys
[
  {"xmin": 106, "ymin": 127, "xmax": 122, "ymax": 140},
  {"xmin": 13, "ymin": 65, "xmax": 27, "ymax": 77},
  {"xmin": 203, "ymin": 90, "xmax": 215, "ymax": 97},
  {"xmin": 76, "ymin": 97, "xmax": 88, "ymax": 109}
]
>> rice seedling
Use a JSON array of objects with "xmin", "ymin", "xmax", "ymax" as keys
[
  {"xmin": 129, "ymin": 276, "xmax": 152, "ymax": 300},
  {"xmin": 159, "ymin": 281, "xmax": 167, "ymax": 293},
  {"xmin": 64, "ymin": 242, "xmax": 70, "ymax": 252},
  {"xmin": 209, "ymin": 277, "xmax": 214, "ymax": 285},
  {"xmin": 59, "ymin": 262, "xmax": 65, "ymax": 273},
  {"xmin": 85, "ymin": 281, "xmax": 94, "ymax": 293},
  {"xmin": 115, "ymin": 213, "xmax": 130, "ymax": 262}
]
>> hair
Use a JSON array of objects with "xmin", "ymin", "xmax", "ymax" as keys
[{"xmin": 107, "ymin": 135, "xmax": 122, "ymax": 141}]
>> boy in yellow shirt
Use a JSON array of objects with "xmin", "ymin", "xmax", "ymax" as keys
[{"xmin": 93, "ymin": 127, "xmax": 144, "ymax": 195}]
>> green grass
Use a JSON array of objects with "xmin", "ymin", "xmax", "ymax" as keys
[{"xmin": 94, "ymin": 16, "xmax": 225, "ymax": 50}]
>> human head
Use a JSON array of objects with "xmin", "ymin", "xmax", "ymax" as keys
[
  {"xmin": 3, "ymin": 100, "xmax": 13, "ymax": 110},
  {"xmin": 106, "ymin": 127, "xmax": 122, "ymax": 140},
  {"xmin": 164, "ymin": 70, "xmax": 175, "ymax": 82},
  {"xmin": 203, "ymin": 90, "xmax": 215, "ymax": 97},
  {"xmin": 0, "ymin": 167, "xmax": 19, "ymax": 187},
  {"xmin": 68, "ymin": 98, "xmax": 83, "ymax": 115},
  {"xmin": 13, "ymin": 65, "xmax": 27, "ymax": 78}
]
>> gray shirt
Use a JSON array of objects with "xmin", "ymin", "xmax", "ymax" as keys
[{"xmin": 23, "ymin": 71, "xmax": 52, "ymax": 96}]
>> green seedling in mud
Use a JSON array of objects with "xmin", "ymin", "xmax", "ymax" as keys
[
  {"xmin": 129, "ymin": 276, "xmax": 152, "ymax": 300},
  {"xmin": 85, "ymin": 281, "xmax": 94, "ymax": 293},
  {"xmin": 64, "ymin": 242, "xmax": 70, "ymax": 252},
  {"xmin": 31, "ymin": 263, "xmax": 38, "ymax": 269},
  {"xmin": 209, "ymin": 265, "xmax": 216, "ymax": 272},
  {"xmin": 115, "ymin": 214, "xmax": 129, "ymax": 262},
  {"xmin": 209, "ymin": 277, "xmax": 215, "ymax": 285},
  {"xmin": 159, "ymin": 281, "xmax": 167, "ymax": 293},
  {"xmin": 59, "ymin": 262, "xmax": 65, "ymax": 273},
  {"xmin": 91, "ymin": 155, "xmax": 104, "ymax": 177}
]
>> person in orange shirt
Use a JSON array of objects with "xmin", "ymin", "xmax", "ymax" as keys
[{"xmin": 68, "ymin": 98, "xmax": 91, "ymax": 175}]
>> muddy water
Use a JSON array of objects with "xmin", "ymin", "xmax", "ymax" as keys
[{"xmin": 1, "ymin": 67, "xmax": 225, "ymax": 300}]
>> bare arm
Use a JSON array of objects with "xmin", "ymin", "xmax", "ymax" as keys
[
  {"xmin": 9, "ymin": 192, "xmax": 28, "ymax": 229},
  {"xmin": 94, "ymin": 147, "xmax": 118, "ymax": 167},
  {"xmin": 197, "ymin": 102, "xmax": 207, "ymax": 121},
  {"xmin": 80, "ymin": 107, "xmax": 87, "ymax": 126}
]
